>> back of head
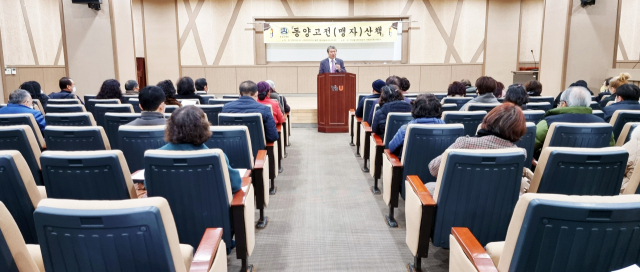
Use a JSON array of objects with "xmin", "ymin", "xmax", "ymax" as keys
[
  {"xmin": 616, "ymin": 84, "xmax": 640, "ymax": 101},
  {"xmin": 411, "ymin": 93, "xmax": 441, "ymax": 119},
  {"xmin": 165, "ymin": 105, "xmax": 211, "ymax": 145},
  {"xmin": 96, "ymin": 79, "xmax": 122, "ymax": 100},
  {"xmin": 195, "ymin": 78, "xmax": 207, "ymax": 91},
  {"xmin": 561, "ymin": 86, "xmax": 591, "ymax": 107},
  {"xmin": 379, "ymin": 85, "xmax": 403, "ymax": 105},
  {"xmin": 460, "ymin": 79, "xmax": 472, "ymax": 87},
  {"xmin": 59, "ymin": 77, "xmax": 72, "ymax": 90},
  {"xmin": 265, "ymin": 80, "xmax": 275, "ymax": 91},
  {"xmin": 494, "ymin": 81, "xmax": 505, "ymax": 98},
  {"xmin": 257, "ymin": 81, "xmax": 271, "ymax": 100},
  {"xmin": 239, "ymin": 80, "xmax": 258, "ymax": 97},
  {"xmin": 610, "ymin": 73, "xmax": 631, "ymax": 89},
  {"xmin": 504, "ymin": 84, "xmax": 529, "ymax": 107},
  {"xmin": 481, "ymin": 103, "xmax": 526, "ymax": 142},
  {"xmin": 447, "ymin": 81, "xmax": 466, "ymax": 96},
  {"xmin": 176, "ymin": 77, "xmax": 195, "ymax": 96},
  {"xmin": 372, "ymin": 79, "xmax": 386, "ymax": 93},
  {"xmin": 386, "ymin": 75, "xmax": 401, "ymax": 86},
  {"xmin": 475, "ymin": 76, "xmax": 497, "ymax": 95},
  {"xmin": 9, "ymin": 89, "xmax": 30, "ymax": 105},
  {"xmin": 139, "ymin": 86, "xmax": 166, "ymax": 111},
  {"xmin": 19, "ymin": 81, "xmax": 41, "ymax": 98},
  {"xmin": 157, "ymin": 80, "xmax": 177, "ymax": 98},
  {"xmin": 124, "ymin": 80, "xmax": 138, "ymax": 91},
  {"xmin": 524, "ymin": 80, "xmax": 542, "ymax": 96},
  {"xmin": 399, "ymin": 77, "xmax": 410, "ymax": 92}
]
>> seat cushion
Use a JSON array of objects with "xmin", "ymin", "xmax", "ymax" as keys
[
  {"xmin": 37, "ymin": 186, "xmax": 47, "ymax": 200},
  {"xmin": 26, "ymin": 244, "xmax": 45, "ymax": 272},
  {"xmin": 485, "ymin": 241, "xmax": 505, "ymax": 267},
  {"xmin": 180, "ymin": 243, "xmax": 194, "ymax": 271}
]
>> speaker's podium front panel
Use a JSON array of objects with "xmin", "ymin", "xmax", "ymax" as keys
[{"xmin": 317, "ymin": 72, "xmax": 356, "ymax": 133}]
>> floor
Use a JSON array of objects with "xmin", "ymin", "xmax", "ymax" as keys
[{"xmin": 221, "ymin": 128, "xmax": 450, "ymax": 272}]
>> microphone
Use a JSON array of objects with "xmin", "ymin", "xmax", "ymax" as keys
[{"xmin": 531, "ymin": 50, "xmax": 538, "ymax": 71}]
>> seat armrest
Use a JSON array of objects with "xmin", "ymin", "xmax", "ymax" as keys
[
  {"xmin": 363, "ymin": 121, "xmax": 372, "ymax": 133},
  {"xmin": 266, "ymin": 142, "xmax": 275, "ymax": 147},
  {"xmin": 384, "ymin": 149, "xmax": 402, "ymax": 167},
  {"xmin": 349, "ymin": 109, "xmax": 355, "ymax": 114},
  {"xmin": 373, "ymin": 134, "xmax": 384, "ymax": 146},
  {"xmin": 189, "ymin": 228, "xmax": 224, "ymax": 272},
  {"xmin": 406, "ymin": 175, "xmax": 435, "ymax": 206},
  {"xmin": 451, "ymin": 227, "xmax": 498, "ymax": 272},
  {"xmin": 232, "ymin": 175, "xmax": 253, "ymax": 207},
  {"xmin": 255, "ymin": 150, "xmax": 267, "ymax": 169},
  {"xmin": 276, "ymin": 124, "xmax": 282, "ymax": 132},
  {"xmin": 356, "ymin": 117, "xmax": 362, "ymax": 123}
]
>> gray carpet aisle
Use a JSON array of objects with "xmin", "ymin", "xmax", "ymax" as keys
[{"xmin": 227, "ymin": 128, "xmax": 449, "ymax": 271}]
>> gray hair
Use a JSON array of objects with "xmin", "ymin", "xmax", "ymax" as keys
[
  {"xmin": 124, "ymin": 80, "xmax": 138, "ymax": 91},
  {"xmin": 327, "ymin": 45, "xmax": 337, "ymax": 53},
  {"xmin": 560, "ymin": 86, "xmax": 591, "ymax": 107},
  {"xmin": 8, "ymin": 89, "xmax": 31, "ymax": 104}
]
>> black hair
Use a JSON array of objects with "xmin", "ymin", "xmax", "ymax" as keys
[
  {"xmin": 157, "ymin": 80, "xmax": 178, "ymax": 99},
  {"xmin": 504, "ymin": 84, "xmax": 529, "ymax": 107},
  {"xmin": 139, "ymin": 86, "xmax": 166, "ymax": 111},
  {"xmin": 124, "ymin": 80, "xmax": 138, "ymax": 91},
  {"xmin": 176, "ymin": 77, "xmax": 196, "ymax": 95},
  {"xmin": 379, "ymin": 85, "xmax": 404, "ymax": 106},
  {"xmin": 19, "ymin": 81, "xmax": 48, "ymax": 107},
  {"xmin": 239, "ymin": 80, "xmax": 258, "ymax": 96},
  {"xmin": 195, "ymin": 78, "xmax": 207, "ymax": 91},
  {"xmin": 386, "ymin": 75, "xmax": 401, "ymax": 86},
  {"xmin": 399, "ymin": 77, "xmax": 411, "ymax": 92},
  {"xmin": 59, "ymin": 77, "xmax": 72, "ymax": 90},
  {"xmin": 616, "ymin": 84, "xmax": 640, "ymax": 101},
  {"xmin": 96, "ymin": 79, "xmax": 124, "ymax": 102},
  {"xmin": 411, "ymin": 93, "xmax": 442, "ymax": 119}
]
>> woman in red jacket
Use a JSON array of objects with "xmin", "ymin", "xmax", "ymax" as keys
[{"xmin": 256, "ymin": 81, "xmax": 285, "ymax": 125}]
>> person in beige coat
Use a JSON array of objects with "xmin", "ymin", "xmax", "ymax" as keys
[{"xmin": 622, "ymin": 127, "xmax": 640, "ymax": 193}]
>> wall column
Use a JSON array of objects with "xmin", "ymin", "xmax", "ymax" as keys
[
  {"xmin": 141, "ymin": 0, "xmax": 180, "ymax": 85},
  {"xmin": 483, "ymin": 0, "xmax": 521, "ymax": 85}
]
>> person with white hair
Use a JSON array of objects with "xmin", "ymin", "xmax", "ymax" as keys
[
  {"xmin": 534, "ymin": 86, "xmax": 614, "ymax": 153},
  {"xmin": 266, "ymin": 79, "xmax": 289, "ymax": 114},
  {"xmin": 0, "ymin": 89, "xmax": 46, "ymax": 131}
]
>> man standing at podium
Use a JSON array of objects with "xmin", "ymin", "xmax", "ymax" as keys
[{"xmin": 319, "ymin": 46, "xmax": 347, "ymax": 74}]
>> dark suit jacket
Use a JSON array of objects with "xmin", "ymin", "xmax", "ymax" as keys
[
  {"xmin": 318, "ymin": 58, "xmax": 347, "ymax": 74},
  {"xmin": 125, "ymin": 112, "xmax": 167, "ymax": 126},
  {"xmin": 603, "ymin": 100, "xmax": 640, "ymax": 122}
]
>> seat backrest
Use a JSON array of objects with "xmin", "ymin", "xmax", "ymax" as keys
[
  {"xmin": 178, "ymin": 99, "xmax": 200, "ymax": 106},
  {"xmin": 442, "ymin": 97, "xmax": 473, "ymax": 110},
  {"xmin": 165, "ymin": 105, "xmax": 179, "ymax": 113},
  {"xmin": 83, "ymin": 95, "xmax": 97, "ymax": 103},
  {"xmin": 543, "ymin": 122, "xmax": 613, "ymax": 149},
  {"xmin": 527, "ymin": 96, "xmax": 554, "ymax": 105},
  {"xmin": 442, "ymin": 111, "xmax": 487, "ymax": 136},
  {"xmin": 431, "ymin": 149, "xmax": 525, "ymax": 248},
  {"xmin": 592, "ymin": 109, "xmax": 605, "ymax": 119},
  {"xmin": 0, "ymin": 151, "xmax": 43, "ymax": 245},
  {"xmin": 498, "ymin": 194, "xmax": 640, "ymax": 272},
  {"xmin": 205, "ymin": 126, "xmax": 253, "ymax": 169},
  {"xmin": 104, "ymin": 113, "xmax": 141, "ymax": 149},
  {"xmin": 117, "ymin": 125, "xmax": 166, "ymax": 172},
  {"xmin": 370, "ymin": 104, "xmax": 380, "ymax": 123},
  {"xmin": 610, "ymin": 110, "xmax": 640, "ymax": 140},
  {"xmin": 357, "ymin": 94, "xmax": 368, "ymax": 107},
  {"xmin": 0, "ymin": 126, "xmax": 42, "ymax": 185},
  {"xmin": 43, "ymin": 126, "xmax": 110, "ymax": 151},
  {"xmin": 382, "ymin": 113, "xmax": 413, "ymax": 148},
  {"xmin": 467, "ymin": 103, "xmax": 501, "ymax": 112},
  {"xmin": 41, "ymin": 150, "xmax": 135, "ymax": 200},
  {"xmin": 522, "ymin": 110, "xmax": 545, "ymax": 124},
  {"xmin": 45, "ymin": 104, "xmax": 86, "ymax": 113},
  {"xmin": 200, "ymin": 95, "xmax": 215, "ymax": 102},
  {"xmin": 144, "ymin": 150, "xmax": 235, "ymax": 251},
  {"xmin": 34, "ymin": 197, "xmax": 188, "ymax": 272},
  {"xmin": 513, "ymin": 122, "xmax": 536, "ymax": 168},
  {"xmin": 441, "ymin": 103, "xmax": 458, "ymax": 112},
  {"xmin": 0, "ymin": 114, "xmax": 46, "ymax": 149},
  {"xmin": 433, "ymin": 93, "xmax": 447, "ymax": 100},
  {"xmin": 94, "ymin": 104, "xmax": 134, "ymax": 127},
  {"xmin": 85, "ymin": 98, "xmax": 120, "ymax": 116},
  {"xmin": 589, "ymin": 101, "xmax": 602, "ymax": 110},
  {"xmin": 525, "ymin": 102, "xmax": 552, "ymax": 112},
  {"xmin": 127, "ymin": 98, "xmax": 142, "ymax": 113},
  {"xmin": 48, "ymin": 98, "xmax": 80, "ymax": 105},
  {"xmin": 122, "ymin": 95, "xmax": 138, "ymax": 102},
  {"xmin": 32, "ymin": 100, "xmax": 45, "ymax": 114},
  {"xmin": 218, "ymin": 113, "xmax": 266, "ymax": 157},
  {"xmin": 616, "ymin": 122, "xmax": 640, "ymax": 146},
  {"xmin": 197, "ymin": 105, "xmax": 224, "ymax": 126},
  {"xmin": 208, "ymin": 99, "xmax": 236, "ymax": 105},
  {"xmin": 222, "ymin": 95, "xmax": 240, "ymax": 99},
  {"xmin": 530, "ymin": 147, "xmax": 627, "ymax": 195},
  {"xmin": 0, "ymin": 201, "xmax": 41, "ymax": 272},
  {"xmin": 362, "ymin": 99, "xmax": 376, "ymax": 123},
  {"xmin": 45, "ymin": 112, "xmax": 96, "ymax": 126}
]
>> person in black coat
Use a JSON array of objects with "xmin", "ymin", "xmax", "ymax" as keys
[
  {"xmin": 176, "ymin": 76, "xmax": 207, "ymax": 105},
  {"xmin": 603, "ymin": 84, "xmax": 640, "ymax": 122},
  {"xmin": 371, "ymin": 85, "xmax": 411, "ymax": 136},
  {"xmin": 355, "ymin": 79, "xmax": 385, "ymax": 118}
]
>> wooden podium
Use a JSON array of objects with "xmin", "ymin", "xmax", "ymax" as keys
[{"xmin": 317, "ymin": 72, "xmax": 356, "ymax": 133}]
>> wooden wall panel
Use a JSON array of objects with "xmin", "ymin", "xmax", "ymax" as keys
[
  {"xmin": 143, "ymin": 0, "xmax": 181, "ymax": 86},
  {"xmin": 236, "ymin": 67, "xmax": 267, "ymax": 86},
  {"xmin": 484, "ymin": 0, "xmax": 521, "ymax": 85},
  {"xmin": 266, "ymin": 67, "xmax": 298, "ymax": 93},
  {"xmin": 43, "ymin": 68, "xmax": 66, "ymax": 94},
  {"xmin": 297, "ymin": 67, "xmax": 318, "ymax": 94},
  {"xmin": 348, "ymin": 67, "xmax": 360, "ymax": 94},
  {"xmin": 539, "ymin": 0, "xmax": 571, "ymax": 94},
  {"xmin": 451, "ymin": 64, "xmax": 483, "ymax": 85},
  {"xmin": 389, "ymin": 65, "xmax": 421, "ymax": 92},
  {"xmin": 131, "ymin": 0, "xmax": 145, "ymax": 58},
  {"xmin": 0, "ymin": 0, "xmax": 36, "ymax": 65},
  {"xmin": 618, "ymin": 0, "xmax": 640, "ymax": 61},
  {"xmin": 4, "ymin": 75, "xmax": 21, "ymax": 95},
  {"xmin": 519, "ymin": 0, "xmax": 544, "ymax": 63},
  {"xmin": 18, "ymin": 68, "xmax": 45, "ymax": 90},
  {"xmin": 358, "ymin": 66, "xmax": 390, "ymax": 94},
  {"xmin": 420, "ymin": 65, "xmax": 451, "ymax": 93},
  {"xmin": 182, "ymin": 67, "xmax": 206, "ymax": 79},
  {"xmin": 111, "ymin": 0, "xmax": 137, "ymax": 83},
  {"xmin": 205, "ymin": 67, "xmax": 237, "ymax": 94}
]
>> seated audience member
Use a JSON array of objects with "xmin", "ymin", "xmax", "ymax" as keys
[
  {"xmin": 397, "ymin": 77, "xmax": 413, "ymax": 103},
  {"xmin": 176, "ymin": 77, "xmax": 206, "ymax": 105},
  {"xmin": 266, "ymin": 80, "xmax": 289, "ymax": 114},
  {"xmin": 222, "ymin": 80, "xmax": 279, "ymax": 143},
  {"xmin": 388, "ymin": 94, "xmax": 445, "ymax": 157},
  {"xmin": 355, "ymin": 79, "xmax": 385, "ymax": 118},
  {"xmin": 159, "ymin": 105, "xmax": 242, "ymax": 194},
  {"xmin": 442, "ymin": 81, "xmax": 466, "ymax": 103},
  {"xmin": 371, "ymin": 85, "xmax": 411, "ymax": 136},
  {"xmin": 195, "ymin": 78, "xmax": 208, "ymax": 93},
  {"xmin": 494, "ymin": 81, "xmax": 505, "ymax": 98},
  {"xmin": 157, "ymin": 80, "xmax": 182, "ymax": 107},
  {"xmin": 553, "ymin": 79, "xmax": 594, "ymax": 108},
  {"xmin": 427, "ymin": 103, "xmax": 527, "ymax": 194},
  {"xmin": 600, "ymin": 73, "xmax": 631, "ymax": 108},
  {"xmin": 125, "ymin": 86, "xmax": 167, "ymax": 126},
  {"xmin": 50, "ymin": 77, "xmax": 83, "ymax": 104},
  {"xmin": 0, "ymin": 89, "xmax": 46, "ymax": 131},
  {"xmin": 460, "ymin": 76, "xmax": 499, "ymax": 111},
  {"xmin": 535, "ymin": 86, "xmax": 614, "ymax": 153},
  {"xmin": 124, "ymin": 80, "xmax": 139, "ymax": 95},
  {"xmin": 603, "ymin": 84, "xmax": 640, "ymax": 122},
  {"xmin": 20, "ymin": 81, "xmax": 49, "ymax": 108},
  {"xmin": 622, "ymin": 127, "xmax": 640, "ymax": 193},
  {"xmin": 461, "ymin": 79, "xmax": 476, "ymax": 93},
  {"xmin": 256, "ymin": 81, "xmax": 285, "ymax": 125},
  {"xmin": 96, "ymin": 79, "xmax": 126, "ymax": 103},
  {"xmin": 504, "ymin": 84, "xmax": 529, "ymax": 109},
  {"xmin": 596, "ymin": 77, "xmax": 613, "ymax": 102},
  {"xmin": 525, "ymin": 80, "xmax": 542, "ymax": 97}
]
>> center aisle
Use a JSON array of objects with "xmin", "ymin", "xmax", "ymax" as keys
[{"xmin": 228, "ymin": 128, "xmax": 448, "ymax": 271}]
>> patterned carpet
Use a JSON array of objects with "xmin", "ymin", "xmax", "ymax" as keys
[{"xmin": 222, "ymin": 128, "xmax": 449, "ymax": 272}]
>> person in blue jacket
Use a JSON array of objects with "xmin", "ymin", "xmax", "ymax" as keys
[
  {"xmin": 603, "ymin": 84, "xmax": 640, "ymax": 122},
  {"xmin": 388, "ymin": 93, "xmax": 445, "ymax": 157},
  {"xmin": 222, "ymin": 80, "xmax": 279, "ymax": 143},
  {"xmin": 0, "ymin": 89, "xmax": 46, "ymax": 132}
]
